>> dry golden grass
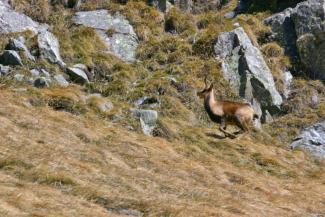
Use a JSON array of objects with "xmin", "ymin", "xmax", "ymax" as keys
[{"xmin": 0, "ymin": 87, "xmax": 324, "ymax": 217}]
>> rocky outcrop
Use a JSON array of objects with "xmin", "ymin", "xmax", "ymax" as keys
[
  {"xmin": 264, "ymin": 0, "xmax": 325, "ymax": 80},
  {"xmin": 38, "ymin": 30, "xmax": 65, "ymax": 67},
  {"xmin": 0, "ymin": 50, "xmax": 23, "ymax": 66},
  {"xmin": 291, "ymin": 121, "xmax": 325, "ymax": 158},
  {"xmin": 72, "ymin": 10, "xmax": 138, "ymax": 62},
  {"xmin": 131, "ymin": 109, "xmax": 158, "ymax": 136},
  {"xmin": 214, "ymin": 27, "xmax": 283, "ymax": 122}
]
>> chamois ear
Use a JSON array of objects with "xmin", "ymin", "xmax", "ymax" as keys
[{"xmin": 208, "ymin": 83, "xmax": 214, "ymax": 90}]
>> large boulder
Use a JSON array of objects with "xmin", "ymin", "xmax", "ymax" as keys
[
  {"xmin": 72, "ymin": 10, "xmax": 138, "ymax": 62},
  {"xmin": 0, "ymin": 1, "xmax": 46, "ymax": 34},
  {"xmin": 290, "ymin": 121, "xmax": 325, "ymax": 158},
  {"xmin": 131, "ymin": 109, "xmax": 158, "ymax": 136},
  {"xmin": 38, "ymin": 30, "xmax": 65, "ymax": 67},
  {"xmin": 0, "ymin": 50, "xmax": 23, "ymax": 66},
  {"xmin": 264, "ymin": 0, "xmax": 325, "ymax": 80},
  {"xmin": 214, "ymin": 27, "xmax": 283, "ymax": 121}
]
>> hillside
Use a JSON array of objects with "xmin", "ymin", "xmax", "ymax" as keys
[{"xmin": 0, "ymin": 0, "xmax": 324, "ymax": 216}]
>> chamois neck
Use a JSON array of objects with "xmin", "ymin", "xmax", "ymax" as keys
[
  {"xmin": 205, "ymin": 89, "xmax": 216, "ymax": 105},
  {"xmin": 203, "ymin": 89, "xmax": 222, "ymax": 123}
]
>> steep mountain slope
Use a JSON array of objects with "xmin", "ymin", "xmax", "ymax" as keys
[
  {"xmin": 0, "ymin": 0, "xmax": 324, "ymax": 216},
  {"xmin": 0, "ymin": 87, "xmax": 324, "ymax": 216}
]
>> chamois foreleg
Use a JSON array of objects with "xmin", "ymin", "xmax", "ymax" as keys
[{"xmin": 219, "ymin": 117, "xmax": 236, "ymax": 139}]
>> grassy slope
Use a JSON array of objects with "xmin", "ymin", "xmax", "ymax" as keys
[
  {"xmin": 0, "ymin": 87, "xmax": 324, "ymax": 217},
  {"xmin": 0, "ymin": 0, "xmax": 324, "ymax": 216}
]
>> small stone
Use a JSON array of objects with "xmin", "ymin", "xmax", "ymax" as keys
[
  {"xmin": 0, "ymin": 64, "xmax": 10, "ymax": 75},
  {"xmin": 33, "ymin": 77, "xmax": 50, "ymax": 88},
  {"xmin": 14, "ymin": 74, "xmax": 24, "ymax": 82},
  {"xmin": 224, "ymin": 11, "xmax": 236, "ymax": 19},
  {"xmin": 30, "ymin": 69, "xmax": 40, "ymax": 77},
  {"xmin": 66, "ymin": 66, "xmax": 89, "ymax": 84},
  {"xmin": 0, "ymin": 50, "xmax": 23, "ymax": 66},
  {"xmin": 134, "ymin": 96, "xmax": 160, "ymax": 107},
  {"xmin": 131, "ymin": 109, "xmax": 158, "ymax": 136}
]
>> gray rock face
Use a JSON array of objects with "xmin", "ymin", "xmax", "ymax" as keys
[
  {"xmin": 66, "ymin": 64, "xmax": 89, "ymax": 84},
  {"xmin": 38, "ymin": 30, "xmax": 65, "ymax": 67},
  {"xmin": 0, "ymin": 50, "xmax": 23, "ymax": 66},
  {"xmin": 6, "ymin": 37, "xmax": 35, "ymax": 61},
  {"xmin": 72, "ymin": 10, "xmax": 138, "ymax": 62},
  {"xmin": 264, "ymin": 0, "xmax": 325, "ymax": 80},
  {"xmin": 291, "ymin": 121, "xmax": 325, "ymax": 158},
  {"xmin": 131, "ymin": 109, "xmax": 158, "ymax": 136},
  {"xmin": 214, "ymin": 27, "xmax": 283, "ymax": 121}
]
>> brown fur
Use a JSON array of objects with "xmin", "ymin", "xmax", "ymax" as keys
[{"xmin": 197, "ymin": 84, "xmax": 258, "ymax": 138}]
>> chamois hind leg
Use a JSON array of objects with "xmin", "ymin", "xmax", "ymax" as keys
[
  {"xmin": 234, "ymin": 116, "xmax": 249, "ymax": 136},
  {"xmin": 219, "ymin": 117, "xmax": 236, "ymax": 139}
]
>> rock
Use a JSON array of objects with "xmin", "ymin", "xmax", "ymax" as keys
[
  {"xmin": 224, "ymin": 11, "xmax": 236, "ymax": 19},
  {"xmin": 38, "ymin": 30, "xmax": 65, "ymax": 67},
  {"xmin": 30, "ymin": 69, "xmax": 40, "ymax": 78},
  {"xmin": 0, "ymin": 64, "xmax": 10, "ymax": 75},
  {"xmin": 72, "ymin": 10, "xmax": 138, "ymax": 62},
  {"xmin": 214, "ymin": 27, "xmax": 283, "ymax": 120},
  {"xmin": 134, "ymin": 96, "xmax": 160, "ymax": 108},
  {"xmin": 6, "ymin": 38, "xmax": 35, "ymax": 61},
  {"xmin": 0, "ymin": 50, "xmax": 23, "ymax": 66},
  {"xmin": 53, "ymin": 74, "xmax": 69, "ymax": 87},
  {"xmin": 66, "ymin": 65, "xmax": 89, "ymax": 84},
  {"xmin": 131, "ymin": 109, "xmax": 158, "ymax": 136},
  {"xmin": 33, "ymin": 77, "xmax": 50, "ymax": 88},
  {"xmin": 14, "ymin": 74, "xmax": 25, "ymax": 82},
  {"xmin": 290, "ymin": 121, "xmax": 325, "ymax": 158},
  {"xmin": 0, "ymin": 1, "xmax": 46, "ymax": 34},
  {"xmin": 264, "ymin": 0, "xmax": 325, "ymax": 80}
]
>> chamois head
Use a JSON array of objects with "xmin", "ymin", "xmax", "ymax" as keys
[{"xmin": 197, "ymin": 75, "xmax": 214, "ymax": 99}]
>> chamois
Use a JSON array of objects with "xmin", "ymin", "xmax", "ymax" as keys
[{"xmin": 197, "ymin": 78, "xmax": 259, "ymax": 138}]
